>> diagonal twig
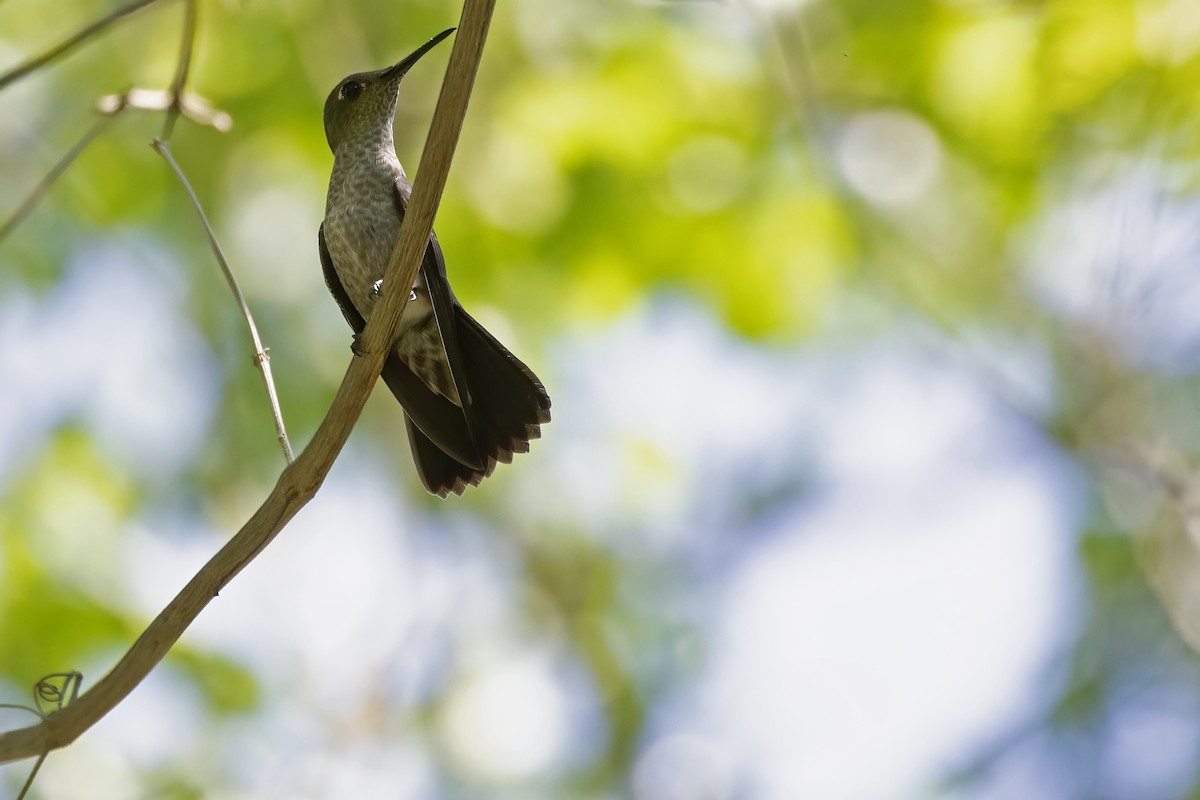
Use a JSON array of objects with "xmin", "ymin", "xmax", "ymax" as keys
[
  {"xmin": 160, "ymin": 0, "xmax": 197, "ymax": 141},
  {"xmin": 0, "ymin": 0, "xmax": 169, "ymax": 92},
  {"xmin": 0, "ymin": 112, "xmax": 122, "ymax": 245},
  {"xmin": 0, "ymin": 88, "xmax": 232, "ymax": 250},
  {"xmin": 0, "ymin": 707, "xmax": 43, "ymax": 800},
  {"xmin": 360, "ymin": 7, "xmax": 494, "ymax": 364},
  {"xmin": 0, "ymin": 0, "xmax": 496, "ymax": 765},
  {"xmin": 0, "ymin": 0, "xmax": 221, "ymax": 249},
  {"xmin": 152, "ymin": 139, "xmax": 294, "ymax": 463},
  {"xmin": 13, "ymin": 753, "xmax": 45, "ymax": 800},
  {"xmin": 0, "ymin": 673, "xmax": 81, "ymax": 799}
]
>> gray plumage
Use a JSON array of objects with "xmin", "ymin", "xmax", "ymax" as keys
[{"xmin": 319, "ymin": 29, "xmax": 551, "ymax": 496}]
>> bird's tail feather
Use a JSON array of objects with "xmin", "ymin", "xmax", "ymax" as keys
[{"xmin": 409, "ymin": 308, "xmax": 551, "ymax": 497}]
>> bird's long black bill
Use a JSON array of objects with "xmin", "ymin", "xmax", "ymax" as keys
[{"xmin": 382, "ymin": 28, "xmax": 456, "ymax": 81}]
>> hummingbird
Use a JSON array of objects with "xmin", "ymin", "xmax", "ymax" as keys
[{"xmin": 318, "ymin": 28, "xmax": 551, "ymax": 497}]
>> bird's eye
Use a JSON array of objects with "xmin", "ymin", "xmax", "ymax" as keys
[{"xmin": 339, "ymin": 81, "xmax": 363, "ymax": 102}]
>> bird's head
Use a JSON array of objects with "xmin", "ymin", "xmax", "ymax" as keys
[{"xmin": 323, "ymin": 28, "xmax": 455, "ymax": 155}]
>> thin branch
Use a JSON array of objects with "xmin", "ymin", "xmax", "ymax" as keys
[
  {"xmin": 14, "ymin": 753, "xmax": 46, "ymax": 800},
  {"xmin": 0, "ymin": 0, "xmax": 496, "ymax": 765},
  {"xmin": 0, "ymin": 0, "xmax": 168, "ymax": 92},
  {"xmin": 160, "ymin": 0, "xmax": 197, "ymax": 141},
  {"xmin": 98, "ymin": 88, "xmax": 232, "ymax": 131},
  {"xmin": 0, "ymin": 88, "xmax": 232, "ymax": 248},
  {"xmin": 0, "ymin": 673, "xmax": 80, "ymax": 798},
  {"xmin": 152, "ymin": 139, "xmax": 294, "ymax": 464},
  {"xmin": 0, "ymin": 707, "xmax": 42, "ymax": 800},
  {"xmin": 359, "ymin": 5, "xmax": 495, "ymax": 364},
  {"xmin": 1, "ymin": 0, "xmax": 221, "ymax": 247},
  {"xmin": 0, "ymin": 112, "xmax": 121, "ymax": 246}
]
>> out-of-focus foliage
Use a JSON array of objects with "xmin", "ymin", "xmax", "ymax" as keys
[{"xmin": 4, "ymin": 0, "xmax": 1200, "ymax": 797}]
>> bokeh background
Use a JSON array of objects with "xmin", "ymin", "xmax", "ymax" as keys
[{"xmin": 4, "ymin": 0, "xmax": 1200, "ymax": 797}]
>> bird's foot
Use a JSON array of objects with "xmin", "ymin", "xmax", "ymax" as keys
[
  {"xmin": 351, "ymin": 332, "xmax": 366, "ymax": 357},
  {"xmin": 370, "ymin": 280, "xmax": 417, "ymax": 303}
]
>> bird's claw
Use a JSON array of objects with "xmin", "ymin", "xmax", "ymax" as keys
[
  {"xmin": 370, "ymin": 280, "xmax": 417, "ymax": 304},
  {"xmin": 351, "ymin": 332, "xmax": 367, "ymax": 357}
]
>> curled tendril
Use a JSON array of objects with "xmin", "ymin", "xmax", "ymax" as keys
[
  {"xmin": 0, "ymin": 671, "xmax": 84, "ymax": 722},
  {"xmin": 34, "ymin": 672, "xmax": 83, "ymax": 716},
  {"xmin": 0, "ymin": 673, "xmax": 81, "ymax": 800}
]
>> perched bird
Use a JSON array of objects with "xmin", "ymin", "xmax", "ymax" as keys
[{"xmin": 319, "ymin": 28, "xmax": 551, "ymax": 496}]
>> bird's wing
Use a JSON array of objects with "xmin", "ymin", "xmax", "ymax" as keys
[
  {"xmin": 390, "ymin": 183, "xmax": 553, "ymax": 496},
  {"xmin": 391, "ymin": 181, "xmax": 478, "ymax": 412},
  {"xmin": 319, "ymin": 223, "xmax": 367, "ymax": 330},
  {"xmin": 318, "ymin": 223, "xmax": 483, "ymax": 471}
]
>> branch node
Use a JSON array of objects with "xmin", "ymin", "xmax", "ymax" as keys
[{"xmin": 100, "ymin": 88, "xmax": 233, "ymax": 132}]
